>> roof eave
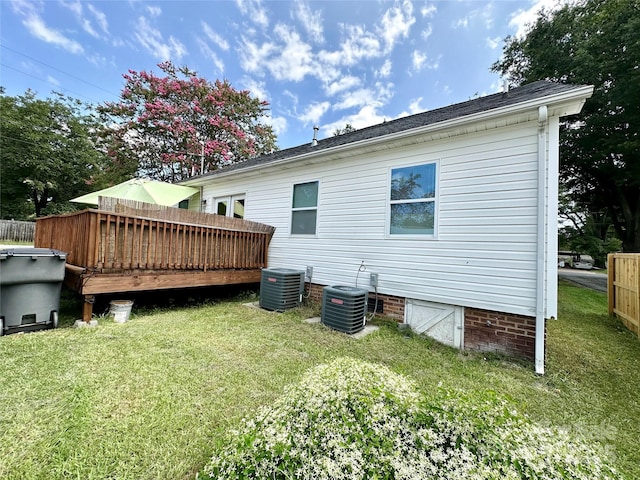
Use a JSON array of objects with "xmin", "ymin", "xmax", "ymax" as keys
[{"xmin": 184, "ymin": 84, "xmax": 594, "ymax": 185}]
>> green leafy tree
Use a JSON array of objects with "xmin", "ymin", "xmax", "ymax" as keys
[
  {"xmin": 0, "ymin": 89, "xmax": 107, "ymax": 219},
  {"xmin": 332, "ymin": 123, "xmax": 356, "ymax": 136},
  {"xmin": 558, "ymin": 186, "xmax": 622, "ymax": 266},
  {"xmin": 97, "ymin": 61, "xmax": 278, "ymax": 182},
  {"xmin": 492, "ymin": 0, "xmax": 640, "ymax": 251}
]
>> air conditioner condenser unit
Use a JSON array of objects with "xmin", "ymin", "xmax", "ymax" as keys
[
  {"xmin": 321, "ymin": 285, "xmax": 368, "ymax": 334},
  {"xmin": 259, "ymin": 268, "xmax": 305, "ymax": 312}
]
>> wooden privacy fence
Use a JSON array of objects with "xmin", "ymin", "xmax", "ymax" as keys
[
  {"xmin": 608, "ymin": 253, "xmax": 640, "ymax": 339},
  {"xmin": 35, "ymin": 209, "xmax": 274, "ymax": 273},
  {"xmin": 0, "ymin": 219, "xmax": 35, "ymax": 243}
]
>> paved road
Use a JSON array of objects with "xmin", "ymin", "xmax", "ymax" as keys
[{"xmin": 558, "ymin": 268, "xmax": 607, "ymax": 292}]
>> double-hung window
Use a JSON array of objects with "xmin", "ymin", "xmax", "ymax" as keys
[
  {"xmin": 291, "ymin": 181, "xmax": 318, "ymax": 235},
  {"xmin": 389, "ymin": 162, "xmax": 437, "ymax": 236}
]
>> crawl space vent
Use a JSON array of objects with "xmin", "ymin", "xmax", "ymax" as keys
[
  {"xmin": 321, "ymin": 285, "xmax": 368, "ymax": 334},
  {"xmin": 259, "ymin": 268, "xmax": 305, "ymax": 312}
]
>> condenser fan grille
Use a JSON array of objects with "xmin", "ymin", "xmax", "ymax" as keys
[
  {"xmin": 259, "ymin": 268, "xmax": 305, "ymax": 312},
  {"xmin": 321, "ymin": 285, "xmax": 368, "ymax": 334}
]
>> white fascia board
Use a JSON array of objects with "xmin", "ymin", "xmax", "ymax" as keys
[{"xmin": 184, "ymin": 85, "xmax": 594, "ymax": 185}]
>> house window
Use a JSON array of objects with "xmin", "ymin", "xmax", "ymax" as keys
[
  {"xmin": 291, "ymin": 181, "xmax": 318, "ymax": 235},
  {"xmin": 389, "ymin": 162, "xmax": 437, "ymax": 236},
  {"xmin": 212, "ymin": 194, "xmax": 245, "ymax": 219}
]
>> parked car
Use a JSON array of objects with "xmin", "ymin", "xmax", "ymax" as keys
[{"xmin": 557, "ymin": 252, "xmax": 594, "ymax": 269}]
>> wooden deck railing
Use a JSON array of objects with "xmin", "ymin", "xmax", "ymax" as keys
[
  {"xmin": 608, "ymin": 253, "xmax": 640, "ymax": 339},
  {"xmin": 35, "ymin": 209, "xmax": 273, "ymax": 273}
]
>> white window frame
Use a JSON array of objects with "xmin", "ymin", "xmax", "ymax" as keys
[
  {"xmin": 386, "ymin": 160, "xmax": 439, "ymax": 239},
  {"xmin": 290, "ymin": 180, "xmax": 319, "ymax": 236},
  {"xmin": 209, "ymin": 194, "xmax": 246, "ymax": 219}
]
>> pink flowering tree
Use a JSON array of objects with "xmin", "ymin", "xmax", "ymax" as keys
[{"xmin": 98, "ymin": 62, "xmax": 277, "ymax": 182}]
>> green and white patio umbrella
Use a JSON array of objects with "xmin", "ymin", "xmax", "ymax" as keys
[{"xmin": 70, "ymin": 179, "xmax": 198, "ymax": 207}]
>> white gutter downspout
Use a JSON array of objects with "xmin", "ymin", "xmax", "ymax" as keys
[{"xmin": 536, "ymin": 105, "xmax": 548, "ymax": 375}]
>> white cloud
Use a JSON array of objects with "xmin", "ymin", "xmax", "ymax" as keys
[
  {"xmin": 455, "ymin": 4, "xmax": 497, "ymax": 31},
  {"xmin": 319, "ymin": 24, "xmax": 381, "ymax": 67},
  {"xmin": 235, "ymin": 0, "xmax": 269, "ymax": 29},
  {"xmin": 14, "ymin": 0, "xmax": 86, "ymax": 50},
  {"xmin": 283, "ymin": 89, "xmax": 298, "ymax": 107},
  {"xmin": 421, "ymin": 4, "xmax": 437, "ymax": 18},
  {"xmin": 134, "ymin": 16, "xmax": 187, "ymax": 61},
  {"xmin": 482, "ymin": 5, "xmax": 496, "ymax": 29},
  {"xmin": 266, "ymin": 23, "xmax": 316, "ymax": 81},
  {"xmin": 486, "ymin": 36, "xmax": 501, "ymax": 49},
  {"xmin": 395, "ymin": 97, "xmax": 426, "ymax": 118},
  {"xmin": 378, "ymin": 0, "xmax": 415, "ymax": 52},
  {"xmin": 80, "ymin": 17, "xmax": 99, "ymax": 38},
  {"xmin": 312, "ymin": 2, "xmax": 419, "ymax": 70},
  {"xmin": 454, "ymin": 17, "xmax": 469, "ymax": 29},
  {"xmin": 47, "ymin": 75, "xmax": 61, "ymax": 87},
  {"xmin": 146, "ymin": 6, "xmax": 162, "ymax": 17},
  {"xmin": 509, "ymin": 0, "xmax": 574, "ymax": 38},
  {"xmin": 421, "ymin": 24, "xmax": 433, "ymax": 40},
  {"xmin": 60, "ymin": 0, "xmax": 82, "ymax": 16},
  {"xmin": 377, "ymin": 59, "xmax": 392, "ymax": 78},
  {"xmin": 294, "ymin": 1, "xmax": 324, "ymax": 44},
  {"xmin": 241, "ymin": 77, "xmax": 270, "ymax": 102},
  {"xmin": 87, "ymin": 53, "xmax": 109, "ymax": 68},
  {"xmin": 333, "ymin": 88, "xmax": 376, "ymax": 111},
  {"xmin": 197, "ymin": 38, "xmax": 224, "ymax": 73},
  {"xmin": 412, "ymin": 50, "xmax": 427, "ymax": 71},
  {"xmin": 238, "ymin": 24, "xmax": 324, "ymax": 82},
  {"xmin": 238, "ymin": 36, "xmax": 276, "ymax": 75},
  {"xmin": 433, "ymin": 82, "xmax": 453, "ymax": 95},
  {"xmin": 202, "ymin": 22, "xmax": 230, "ymax": 51},
  {"xmin": 412, "ymin": 51, "xmax": 440, "ymax": 72},
  {"xmin": 300, "ymin": 101, "xmax": 330, "ymax": 125},
  {"xmin": 87, "ymin": 4, "xmax": 109, "ymax": 35},
  {"xmin": 408, "ymin": 97, "xmax": 424, "ymax": 114},
  {"xmin": 490, "ymin": 79, "xmax": 505, "ymax": 93},
  {"xmin": 321, "ymin": 104, "xmax": 386, "ymax": 137},
  {"xmin": 22, "ymin": 12, "xmax": 84, "ymax": 54},
  {"xmin": 332, "ymin": 82, "xmax": 393, "ymax": 111},
  {"xmin": 60, "ymin": 0, "xmax": 109, "ymax": 39},
  {"xmin": 324, "ymin": 76, "xmax": 361, "ymax": 96},
  {"xmin": 267, "ymin": 115, "xmax": 288, "ymax": 137}
]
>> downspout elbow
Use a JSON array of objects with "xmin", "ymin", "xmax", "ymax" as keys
[{"xmin": 538, "ymin": 105, "xmax": 548, "ymax": 127}]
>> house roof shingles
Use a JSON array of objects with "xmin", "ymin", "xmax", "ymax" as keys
[{"xmin": 195, "ymin": 80, "xmax": 588, "ymax": 179}]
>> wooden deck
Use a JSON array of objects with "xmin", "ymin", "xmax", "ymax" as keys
[{"xmin": 35, "ymin": 200, "xmax": 275, "ymax": 321}]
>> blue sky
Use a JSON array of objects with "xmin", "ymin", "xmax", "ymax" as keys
[{"xmin": 1, "ymin": 0, "xmax": 566, "ymax": 149}]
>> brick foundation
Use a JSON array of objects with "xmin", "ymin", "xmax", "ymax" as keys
[
  {"xmin": 464, "ymin": 307, "xmax": 542, "ymax": 361},
  {"xmin": 306, "ymin": 283, "xmax": 542, "ymax": 362},
  {"xmin": 306, "ymin": 283, "xmax": 405, "ymax": 321}
]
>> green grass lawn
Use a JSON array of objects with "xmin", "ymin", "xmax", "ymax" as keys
[{"xmin": 0, "ymin": 281, "xmax": 638, "ymax": 479}]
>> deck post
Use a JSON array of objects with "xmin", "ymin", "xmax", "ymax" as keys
[{"xmin": 83, "ymin": 295, "xmax": 95, "ymax": 323}]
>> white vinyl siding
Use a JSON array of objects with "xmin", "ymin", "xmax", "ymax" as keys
[{"xmin": 199, "ymin": 119, "xmax": 551, "ymax": 317}]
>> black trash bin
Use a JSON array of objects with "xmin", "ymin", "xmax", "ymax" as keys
[{"xmin": 0, "ymin": 248, "xmax": 67, "ymax": 336}]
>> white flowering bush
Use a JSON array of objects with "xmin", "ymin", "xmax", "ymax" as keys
[{"xmin": 202, "ymin": 358, "xmax": 617, "ymax": 479}]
